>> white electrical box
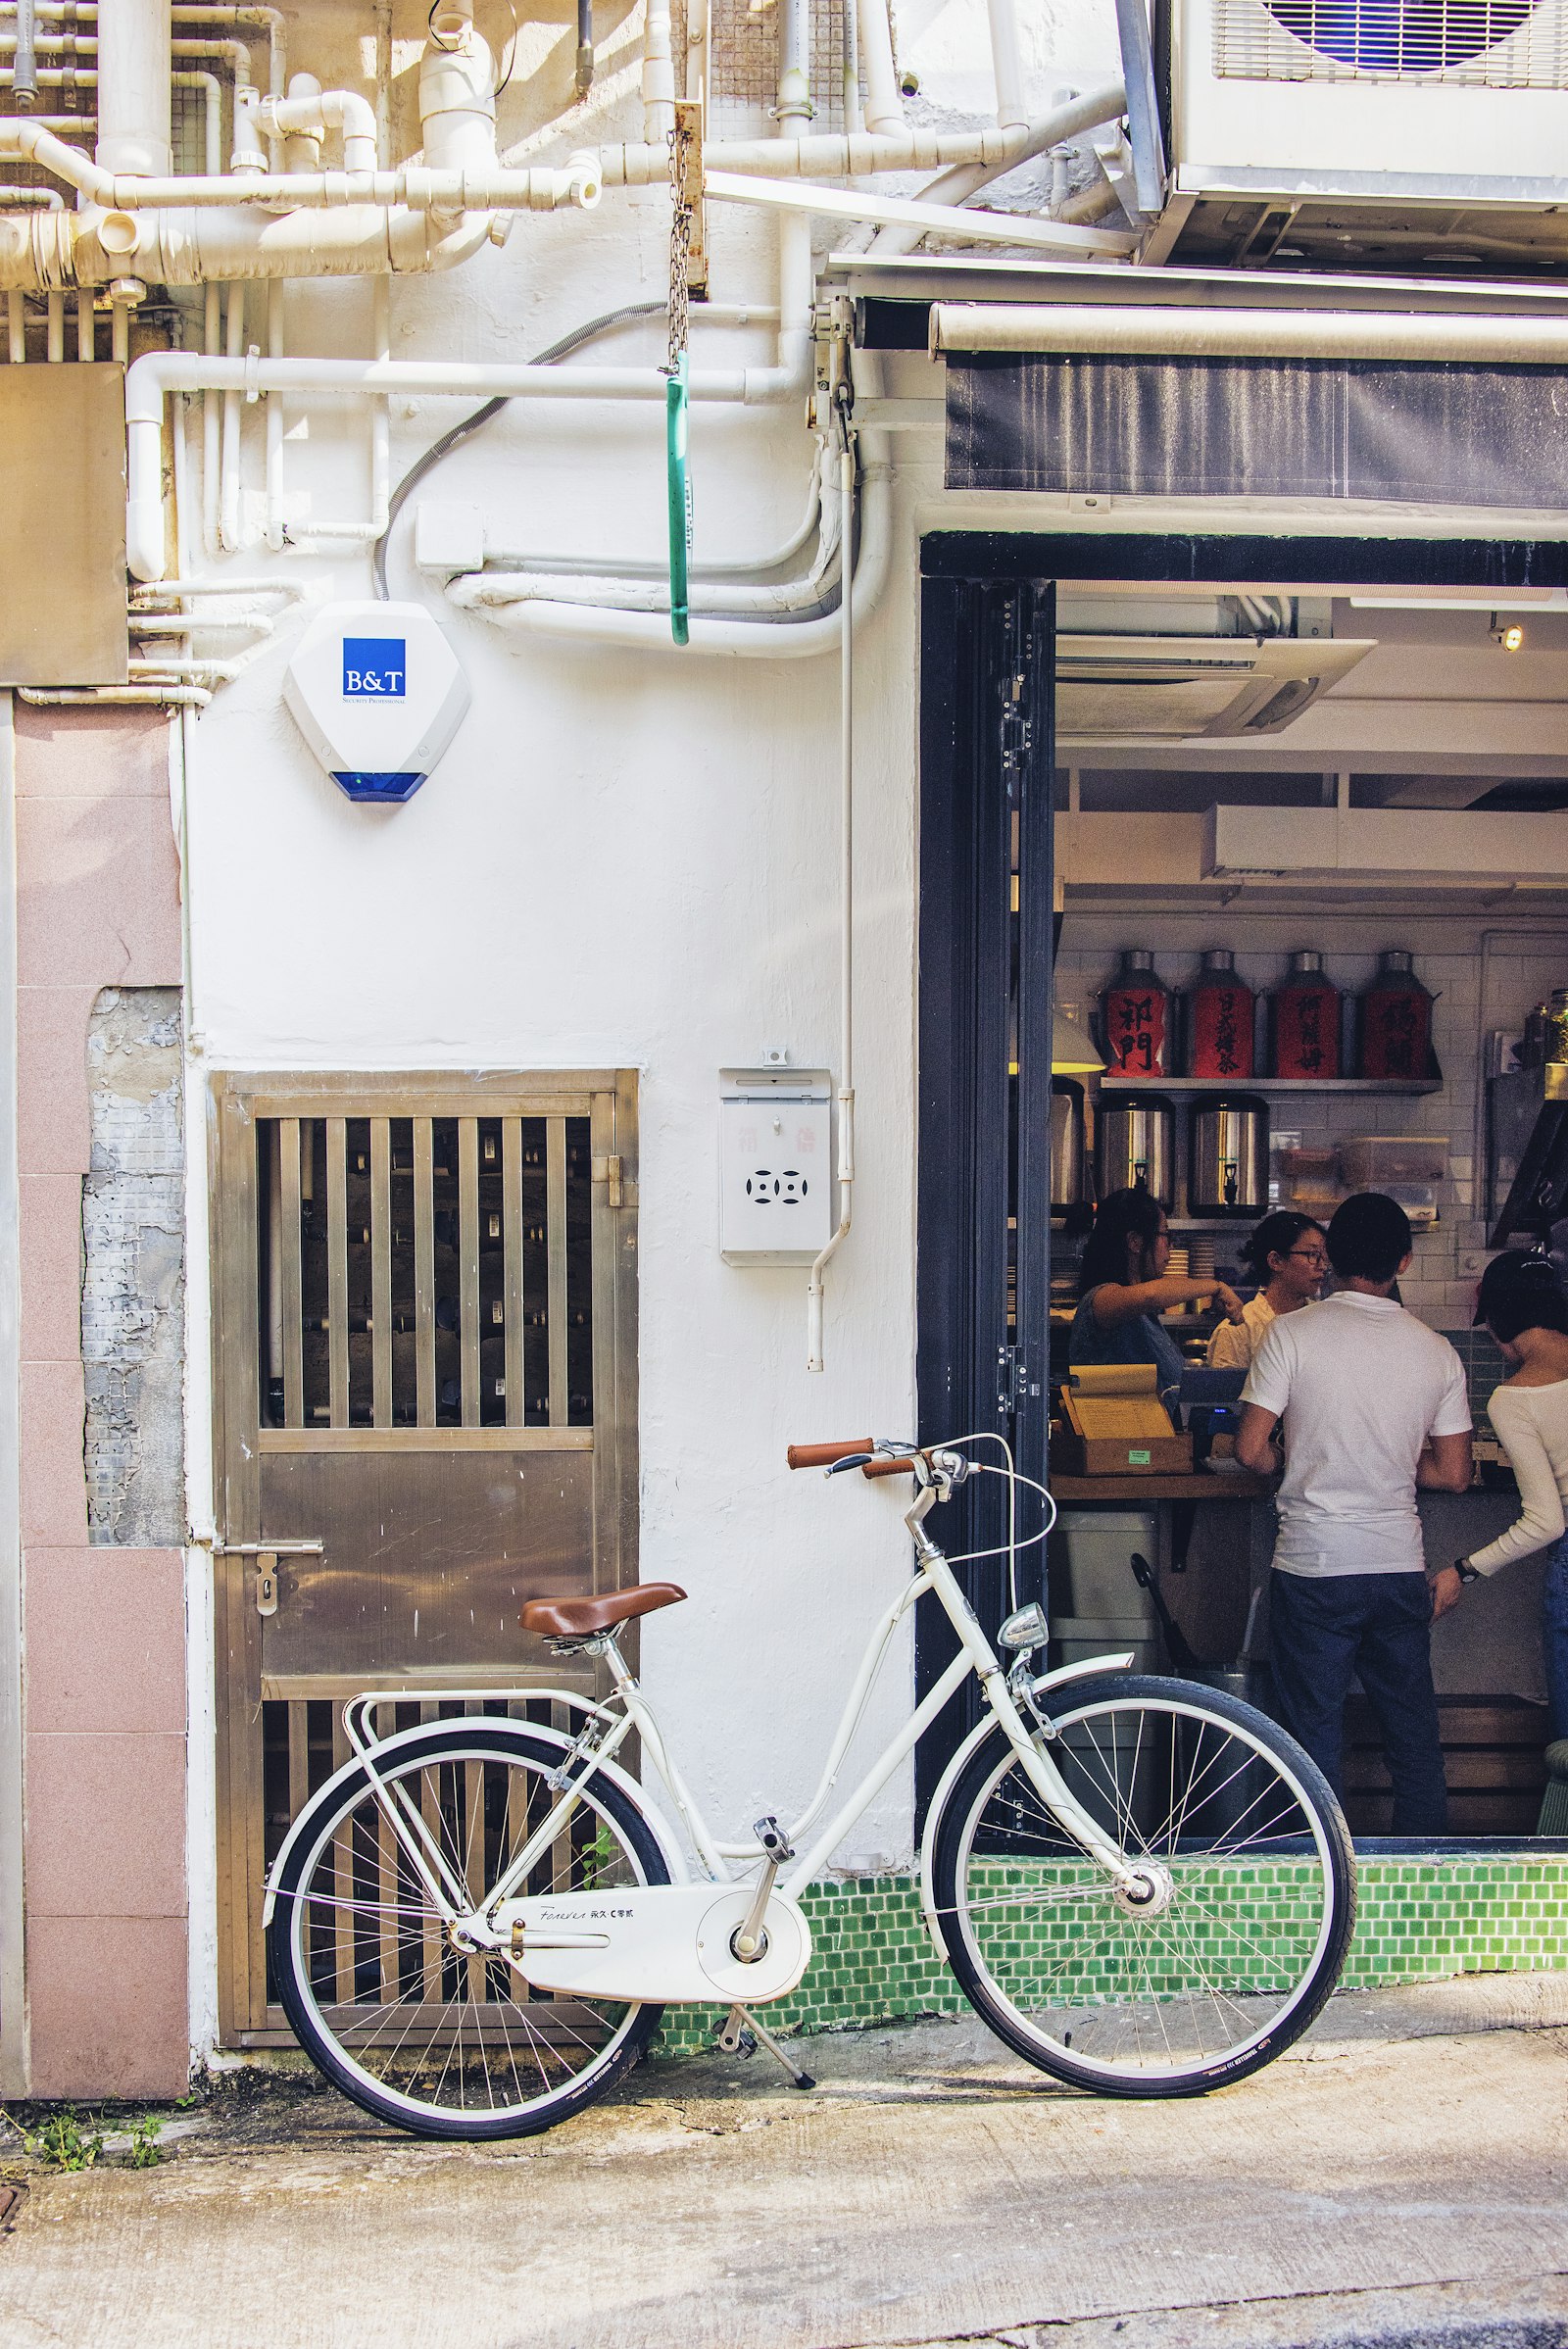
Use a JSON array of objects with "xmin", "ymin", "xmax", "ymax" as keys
[{"xmin": 719, "ymin": 1069, "xmax": 833, "ymax": 1264}]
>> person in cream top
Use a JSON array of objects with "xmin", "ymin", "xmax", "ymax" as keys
[
  {"xmin": 1206, "ymin": 1211, "xmax": 1327, "ymax": 1371},
  {"xmin": 1435, "ymin": 1251, "xmax": 1568, "ymax": 1741}
]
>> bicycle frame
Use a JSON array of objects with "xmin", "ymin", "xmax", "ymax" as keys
[{"xmin": 293, "ymin": 1477, "xmax": 1144, "ymax": 1951}]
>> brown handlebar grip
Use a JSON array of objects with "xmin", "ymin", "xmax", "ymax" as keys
[
  {"xmin": 861, "ymin": 1453, "xmax": 924, "ymax": 1479},
  {"xmin": 786, "ymin": 1439, "xmax": 875, "ymax": 1470}
]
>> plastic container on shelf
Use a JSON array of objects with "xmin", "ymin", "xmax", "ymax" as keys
[
  {"xmin": 1357, "ymin": 950, "xmax": 1434, "ymax": 1082},
  {"xmin": 1385, "ymin": 1182, "xmax": 1440, "ymax": 1228},
  {"xmin": 1338, "ymin": 1135, "xmax": 1450, "ymax": 1189}
]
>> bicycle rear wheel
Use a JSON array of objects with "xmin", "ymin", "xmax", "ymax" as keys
[
  {"xmin": 931, "ymin": 1673, "xmax": 1355, "ymax": 2097},
  {"xmin": 269, "ymin": 1722, "xmax": 668, "ymax": 2139}
]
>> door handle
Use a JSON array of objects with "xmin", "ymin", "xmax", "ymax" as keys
[{"xmin": 214, "ymin": 1540, "xmax": 324, "ymax": 1619}]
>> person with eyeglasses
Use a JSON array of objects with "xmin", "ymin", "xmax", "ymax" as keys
[{"xmin": 1205, "ymin": 1210, "xmax": 1329, "ymax": 1372}]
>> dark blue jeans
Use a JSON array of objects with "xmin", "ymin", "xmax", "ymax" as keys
[
  {"xmin": 1544, "ymin": 1532, "xmax": 1568, "ymax": 1743},
  {"xmin": 1269, "ymin": 1569, "xmax": 1447, "ymax": 1836}
]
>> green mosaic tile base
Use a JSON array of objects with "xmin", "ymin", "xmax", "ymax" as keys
[{"xmin": 651, "ymin": 1855, "xmax": 1568, "ymax": 2058}]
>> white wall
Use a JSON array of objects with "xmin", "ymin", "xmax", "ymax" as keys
[
  {"xmin": 174, "ymin": 0, "xmax": 1568, "ymax": 1940},
  {"xmin": 180, "ymin": 3, "xmax": 952, "ymax": 1869}
]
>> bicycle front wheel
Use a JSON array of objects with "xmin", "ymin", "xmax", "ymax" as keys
[
  {"xmin": 268, "ymin": 1722, "xmax": 669, "ymax": 2139},
  {"xmin": 931, "ymin": 1673, "xmax": 1355, "ymax": 2097}
]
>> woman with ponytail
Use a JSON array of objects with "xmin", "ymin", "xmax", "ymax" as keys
[{"xmin": 1206, "ymin": 1210, "xmax": 1328, "ymax": 1371}]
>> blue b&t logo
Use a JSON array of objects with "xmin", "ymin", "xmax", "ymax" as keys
[{"xmin": 342, "ymin": 637, "xmax": 407, "ymax": 698}]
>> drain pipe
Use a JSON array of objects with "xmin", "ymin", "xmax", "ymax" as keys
[{"xmin": 808, "ymin": 399, "xmax": 857, "ymax": 1373}]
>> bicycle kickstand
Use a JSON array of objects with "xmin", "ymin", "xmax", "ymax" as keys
[{"xmin": 717, "ymin": 2003, "xmax": 816, "ymax": 2091}]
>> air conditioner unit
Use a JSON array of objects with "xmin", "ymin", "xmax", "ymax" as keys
[
  {"xmin": 1159, "ymin": 0, "xmax": 1568, "ymax": 269},
  {"xmin": 1055, "ymin": 634, "xmax": 1373, "ymax": 738}
]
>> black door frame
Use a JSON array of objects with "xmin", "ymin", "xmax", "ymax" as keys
[
  {"xmin": 913, "ymin": 527, "xmax": 1568, "ymax": 1823},
  {"xmin": 913, "ymin": 573, "xmax": 1054, "ymax": 1815}
]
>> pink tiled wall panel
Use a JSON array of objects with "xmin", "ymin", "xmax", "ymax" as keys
[{"xmin": 14, "ymin": 706, "xmax": 189, "ymax": 2098}]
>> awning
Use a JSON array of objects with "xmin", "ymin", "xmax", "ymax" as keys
[{"xmin": 935, "ymin": 302, "xmax": 1568, "ymax": 507}]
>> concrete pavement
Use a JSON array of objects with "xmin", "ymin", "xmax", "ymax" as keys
[{"xmin": 2, "ymin": 1975, "xmax": 1567, "ymax": 2349}]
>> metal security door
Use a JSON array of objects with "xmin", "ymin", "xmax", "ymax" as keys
[
  {"xmin": 211, "ymin": 1069, "xmax": 638, "ymax": 2042},
  {"xmin": 915, "ymin": 574, "xmax": 1054, "ymax": 1815}
]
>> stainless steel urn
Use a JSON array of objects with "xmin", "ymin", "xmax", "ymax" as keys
[
  {"xmin": 1188, "ymin": 1096, "xmax": 1269, "ymax": 1217},
  {"xmin": 1096, "ymin": 1092, "xmax": 1175, "ymax": 1209}
]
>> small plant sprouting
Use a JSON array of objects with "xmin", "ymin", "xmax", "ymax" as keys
[
  {"xmin": 579, "ymin": 1822, "xmax": 615, "ymax": 1890},
  {"xmin": 24, "ymin": 2109, "xmax": 103, "ymax": 2172},
  {"xmin": 125, "ymin": 2115, "xmax": 165, "ymax": 2169}
]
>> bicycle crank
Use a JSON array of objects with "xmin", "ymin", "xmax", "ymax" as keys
[{"xmin": 495, "ymin": 1881, "xmax": 812, "ymax": 2006}]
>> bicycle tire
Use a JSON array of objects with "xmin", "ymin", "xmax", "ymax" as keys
[
  {"xmin": 269, "ymin": 1721, "xmax": 669, "ymax": 2140},
  {"xmin": 931, "ymin": 1673, "xmax": 1356, "ymax": 2097}
]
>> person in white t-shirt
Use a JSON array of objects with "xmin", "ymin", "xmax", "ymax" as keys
[
  {"xmin": 1206, "ymin": 1210, "xmax": 1327, "ymax": 1372},
  {"xmin": 1236, "ymin": 1192, "xmax": 1473, "ymax": 1834}
]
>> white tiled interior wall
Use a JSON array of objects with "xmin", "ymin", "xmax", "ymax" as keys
[{"xmin": 1055, "ymin": 911, "xmax": 1568, "ymax": 1331}]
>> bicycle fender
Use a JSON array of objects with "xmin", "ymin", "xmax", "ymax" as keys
[
  {"xmin": 262, "ymin": 1717, "xmax": 689, "ymax": 1926},
  {"xmin": 916, "ymin": 1651, "xmax": 1133, "ymax": 1962}
]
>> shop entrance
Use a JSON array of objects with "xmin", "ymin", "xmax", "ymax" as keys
[
  {"xmin": 209, "ymin": 1068, "xmax": 639, "ymax": 2043},
  {"xmin": 917, "ymin": 533, "xmax": 1568, "ymax": 1836}
]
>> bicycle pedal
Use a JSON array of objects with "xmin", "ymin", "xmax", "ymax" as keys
[{"xmin": 753, "ymin": 1814, "xmax": 794, "ymax": 1863}]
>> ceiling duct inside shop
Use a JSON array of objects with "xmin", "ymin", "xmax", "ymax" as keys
[{"xmin": 1055, "ymin": 634, "xmax": 1374, "ymax": 739}]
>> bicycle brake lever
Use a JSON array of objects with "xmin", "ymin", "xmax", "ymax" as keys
[{"xmin": 825, "ymin": 1453, "xmax": 873, "ymax": 1477}]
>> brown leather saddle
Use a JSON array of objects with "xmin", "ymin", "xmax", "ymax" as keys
[{"xmin": 520, "ymin": 1583, "xmax": 687, "ymax": 1639}]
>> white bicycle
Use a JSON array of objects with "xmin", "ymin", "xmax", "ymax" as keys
[{"xmin": 265, "ymin": 1437, "xmax": 1356, "ymax": 2139}]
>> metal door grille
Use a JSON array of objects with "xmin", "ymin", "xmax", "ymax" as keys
[
  {"xmin": 1213, "ymin": 0, "xmax": 1568, "ymax": 84},
  {"xmin": 259, "ymin": 1112, "xmax": 593, "ymax": 1443},
  {"xmin": 212, "ymin": 1069, "xmax": 639, "ymax": 2045}
]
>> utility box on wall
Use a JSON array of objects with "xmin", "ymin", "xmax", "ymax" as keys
[
  {"xmin": 0, "ymin": 367, "xmax": 127, "ymax": 685},
  {"xmin": 719, "ymin": 1068, "xmax": 833, "ymax": 1264}
]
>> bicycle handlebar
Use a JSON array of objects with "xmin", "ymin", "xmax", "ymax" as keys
[
  {"xmin": 786, "ymin": 1439, "xmax": 874, "ymax": 1469},
  {"xmin": 860, "ymin": 1454, "xmax": 924, "ymax": 1480}
]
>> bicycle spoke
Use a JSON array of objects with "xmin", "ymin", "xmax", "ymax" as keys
[
  {"xmin": 947, "ymin": 1692, "xmax": 1345, "ymax": 2083},
  {"xmin": 276, "ymin": 1737, "xmax": 659, "ymax": 2130}
]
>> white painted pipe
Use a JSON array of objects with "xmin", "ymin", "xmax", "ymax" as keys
[
  {"xmin": 6, "ymin": 287, "xmax": 22, "ymax": 361},
  {"xmin": 776, "ymin": 0, "xmax": 810, "ymax": 130},
  {"xmin": 448, "ymin": 446, "xmax": 892, "ymax": 657},
  {"xmin": 44, "ymin": 285, "xmax": 60, "ymax": 357},
  {"xmin": 604, "ymin": 118, "xmax": 1072, "ymax": 183},
  {"xmin": 131, "ymin": 611, "xmax": 275, "ymax": 633},
  {"xmin": 0, "ymin": 120, "xmax": 602, "ymax": 210},
  {"xmin": 124, "ymin": 340, "xmax": 813, "ymax": 579},
  {"xmin": 928, "ymin": 301, "xmax": 1568, "ymax": 360},
  {"xmin": 95, "ymin": 0, "xmax": 169, "ymax": 175},
  {"xmin": 705, "ymin": 170, "xmax": 1138, "ymax": 257},
  {"xmin": 19, "ymin": 684, "xmax": 211, "ymax": 707},
  {"xmin": 481, "ymin": 438, "xmax": 824, "ymax": 580},
  {"xmin": 987, "ymin": 0, "xmax": 1029, "ymax": 130},
  {"xmin": 858, "ymin": 0, "xmax": 903, "ymax": 134},
  {"xmin": 642, "ymin": 0, "xmax": 675, "ymax": 140},
  {"xmin": 258, "ymin": 88, "xmax": 376, "ymax": 175},
  {"xmin": 220, "ymin": 280, "xmax": 244, "ymax": 552},
  {"xmin": 295, "ymin": 275, "xmax": 392, "ymax": 544},
  {"xmin": 865, "ymin": 80, "xmax": 1123, "ymax": 257},
  {"xmin": 202, "ymin": 280, "xmax": 220, "ymax": 555},
  {"xmin": 807, "ymin": 427, "xmax": 857, "ymax": 1373},
  {"xmin": 264, "ymin": 275, "xmax": 282, "ymax": 550}
]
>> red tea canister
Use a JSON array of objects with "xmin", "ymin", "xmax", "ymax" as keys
[
  {"xmin": 1357, "ymin": 950, "xmax": 1433, "ymax": 1081},
  {"xmin": 1101, "ymin": 949, "xmax": 1171, "ymax": 1080},
  {"xmin": 1269, "ymin": 951, "xmax": 1342, "ymax": 1080},
  {"xmin": 1185, "ymin": 948, "xmax": 1254, "ymax": 1080}
]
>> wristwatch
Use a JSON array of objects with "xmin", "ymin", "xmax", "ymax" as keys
[{"xmin": 1452, "ymin": 1556, "xmax": 1482, "ymax": 1587}]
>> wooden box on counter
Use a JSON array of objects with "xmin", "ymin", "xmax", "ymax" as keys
[
  {"xmin": 1052, "ymin": 1431, "xmax": 1195, "ymax": 1477},
  {"xmin": 1056, "ymin": 1364, "xmax": 1194, "ymax": 1479}
]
